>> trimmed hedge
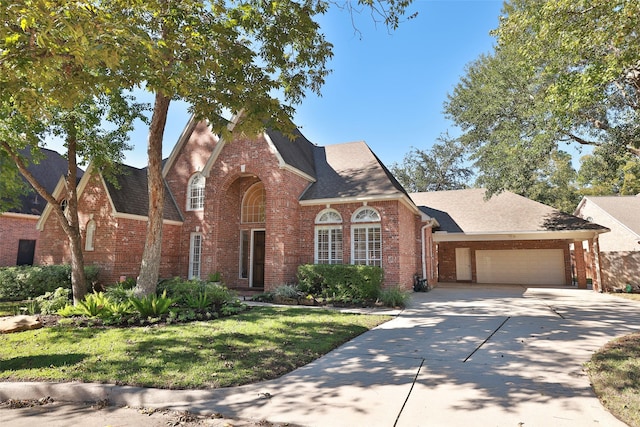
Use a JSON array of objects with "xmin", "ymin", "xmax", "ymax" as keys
[
  {"xmin": 0, "ymin": 265, "xmax": 99, "ymax": 301},
  {"xmin": 297, "ymin": 264, "xmax": 383, "ymax": 301}
]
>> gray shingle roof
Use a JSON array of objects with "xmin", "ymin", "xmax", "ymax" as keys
[
  {"xmin": 411, "ymin": 188, "xmax": 606, "ymax": 233},
  {"xmin": 104, "ymin": 164, "xmax": 183, "ymax": 222},
  {"xmin": 300, "ymin": 141, "xmax": 409, "ymax": 201},
  {"xmin": 265, "ymin": 127, "xmax": 317, "ymax": 179},
  {"xmin": 11, "ymin": 147, "xmax": 84, "ymax": 216},
  {"xmin": 582, "ymin": 195, "xmax": 640, "ymax": 236}
]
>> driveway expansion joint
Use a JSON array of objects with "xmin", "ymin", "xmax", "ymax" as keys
[{"xmin": 463, "ymin": 316, "xmax": 511, "ymax": 363}]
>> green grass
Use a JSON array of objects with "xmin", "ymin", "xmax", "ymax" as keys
[
  {"xmin": 586, "ymin": 332, "xmax": 640, "ymax": 427},
  {"xmin": 0, "ymin": 306, "xmax": 389, "ymax": 389}
]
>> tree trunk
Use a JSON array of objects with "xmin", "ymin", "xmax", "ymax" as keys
[
  {"xmin": 135, "ymin": 93, "xmax": 171, "ymax": 296},
  {"xmin": 63, "ymin": 124, "xmax": 88, "ymax": 304},
  {"xmin": 2, "ymin": 129, "xmax": 88, "ymax": 304}
]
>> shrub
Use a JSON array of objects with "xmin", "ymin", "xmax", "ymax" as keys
[
  {"xmin": 130, "ymin": 290, "xmax": 173, "ymax": 317},
  {"xmin": 0, "ymin": 265, "xmax": 100, "ymax": 301},
  {"xmin": 76, "ymin": 292, "xmax": 111, "ymax": 317},
  {"xmin": 35, "ymin": 287, "xmax": 71, "ymax": 314},
  {"xmin": 104, "ymin": 283, "xmax": 135, "ymax": 303},
  {"xmin": 157, "ymin": 277, "xmax": 203, "ymax": 305},
  {"xmin": 297, "ymin": 264, "xmax": 383, "ymax": 301},
  {"xmin": 0, "ymin": 265, "xmax": 71, "ymax": 301},
  {"xmin": 378, "ymin": 286, "xmax": 411, "ymax": 308},
  {"xmin": 273, "ymin": 284, "xmax": 300, "ymax": 299},
  {"xmin": 203, "ymin": 282, "xmax": 237, "ymax": 307}
]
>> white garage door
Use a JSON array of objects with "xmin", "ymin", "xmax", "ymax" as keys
[{"xmin": 475, "ymin": 249, "xmax": 566, "ymax": 285}]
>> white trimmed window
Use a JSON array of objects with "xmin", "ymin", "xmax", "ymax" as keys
[
  {"xmin": 85, "ymin": 220, "xmax": 96, "ymax": 251},
  {"xmin": 189, "ymin": 233, "xmax": 203, "ymax": 279},
  {"xmin": 241, "ymin": 182, "xmax": 266, "ymax": 223},
  {"xmin": 351, "ymin": 207, "xmax": 382, "ymax": 266},
  {"xmin": 315, "ymin": 209, "xmax": 343, "ymax": 264},
  {"xmin": 187, "ymin": 172, "xmax": 205, "ymax": 211}
]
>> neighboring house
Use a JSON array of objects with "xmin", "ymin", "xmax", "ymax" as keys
[
  {"xmin": 0, "ymin": 148, "xmax": 81, "ymax": 267},
  {"xmin": 411, "ymin": 189, "xmax": 609, "ymax": 290},
  {"xmin": 32, "ymin": 117, "xmax": 608, "ymax": 292},
  {"xmin": 35, "ymin": 119, "xmax": 433, "ymax": 289},
  {"xmin": 575, "ymin": 195, "xmax": 640, "ymax": 290}
]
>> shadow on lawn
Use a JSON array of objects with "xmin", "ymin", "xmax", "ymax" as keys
[{"xmin": 2, "ymin": 353, "xmax": 88, "ymax": 371}]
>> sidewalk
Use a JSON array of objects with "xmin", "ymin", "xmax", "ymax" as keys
[{"xmin": 2, "ymin": 285, "xmax": 639, "ymax": 426}]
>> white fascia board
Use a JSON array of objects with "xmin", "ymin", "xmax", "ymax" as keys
[
  {"xmin": 162, "ymin": 115, "xmax": 198, "ymax": 178},
  {"xmin": 432, "ymin": 229, "xmax": 607, "ymax": 242},
  {"xmin": 299, "ymin": 193, "xmax": 420, "ymax": 215},
  {"xmin": 1, "ymin": 212, "xmax": 40, "ymax": 220},
  {"xmin": 36, "ymin": 175, "xmax": 67, "ymax": 231},
  {"xmin": 114, "ymin": 212, "xmax": 183, "ymax": 226}
]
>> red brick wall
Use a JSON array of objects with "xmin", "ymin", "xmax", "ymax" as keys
[
  {"xmin": 0, "ymin": 214, "xmax": 40, "ymax": 266},
  {"xmin": 299, "ymin": 200, "xmax": 422, "ymax": 290},
  {"xmin": 437, "ymin": 239, "xmax": 572, "ymax": 284},
  {"xmin": 35, "ymin": 171, "xmax": 183, "ymax": 286}
]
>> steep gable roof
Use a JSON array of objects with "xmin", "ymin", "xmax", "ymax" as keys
[
  {"xmin": 300, "ymin": 141, "xmax": 410, "ymax": 203},
  {"xmin": 104, "ymin": 164, "xmax": 183, "ymax": 222},
  {"xmin": 577, "ymin": 195, "xmax": 640, "ymax": 237},
  {"xmin": 264, "ymin": 127, "xmax": 317, "ymax": 179},
  {"xmin": 11, "ymin": 147, "xmax": 84, "ymax": 216},
  {"xmin": 411, "ymin": 188, "xmax": 607, "ymax": 234}
]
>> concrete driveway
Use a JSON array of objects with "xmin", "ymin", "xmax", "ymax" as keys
[{"xmin": 2, "ymin": 285, "xmax": 640, "ymax": 426}]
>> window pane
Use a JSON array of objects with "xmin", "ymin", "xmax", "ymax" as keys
[
  {"xmin": 240, "ymin": 230, "xmax": 249, "ymax": 278},
  {"xmin": 315, "ymin": 226, "xmax": 343, "ymax": 264},
  {"xmin": 188, "ymin": 174, "xmax": 205, "ymax": 210},
  {"xmin": 242, "ymin": 183, "xmax": 266, "ymax": 223},
  {"xmin": 352, "ymin": 225, "xmax": 381, "ymax": 266},
  {"xmin": 190, "ymin": 234, "xmax": 202, "ymax": 279}
]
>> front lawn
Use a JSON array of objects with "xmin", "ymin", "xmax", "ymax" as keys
[
  {"xmin": 586, "ymin": 332, "xmax": 640, "ymax": 427},
  {"xmin": 0, "ymin": 306, "xmax": 389, "ymax": 389}
]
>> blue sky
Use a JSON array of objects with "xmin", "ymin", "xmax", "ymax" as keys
[{"xmin": 53, "ymin": 0, "xmax": 505, "ymax": 169}]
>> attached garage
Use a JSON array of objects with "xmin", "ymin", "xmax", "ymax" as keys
[{"xmin": 475, "ymin": 249, "xmax": 565, "ymax": 285}]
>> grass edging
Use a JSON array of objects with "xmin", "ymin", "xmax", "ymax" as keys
[
  {"xmin": 586, "ymin": 331, "xmax": 640, "ymax": 427},
  {"xmin": 0, "ymin": 306, "xmax": 390, "ymax": 389}
]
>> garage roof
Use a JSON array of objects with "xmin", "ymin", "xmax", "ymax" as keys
[{"xmin": 411, "ymin": 188, "xmax": 607, "ymax": 234}]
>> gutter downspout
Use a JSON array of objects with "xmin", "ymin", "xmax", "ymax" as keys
[{"xmin": 421, "ymin": 223, "xmax": 433, "ymax": 281}]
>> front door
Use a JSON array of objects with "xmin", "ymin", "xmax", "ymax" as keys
[{"xmin": 251, "ymin": 230, "xmax": 265, "ymax": 288}]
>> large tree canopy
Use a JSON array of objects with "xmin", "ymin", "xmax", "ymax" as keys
[
  {"xmin": 445, "ymin": 0, "xmax": 640, "ymax": 200},
  {"xmin": 1, "ymin": 0, "xmax": 414, "ymax": 295},
  {"xmin": 391, "ymin": 135, "xmax": 473, "ymax": 193}
]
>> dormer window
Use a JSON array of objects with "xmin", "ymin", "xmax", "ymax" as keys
[{"xmin": 187, "ymin": 172, "xmax": 205, "ymax": 211}]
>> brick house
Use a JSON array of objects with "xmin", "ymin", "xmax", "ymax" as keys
[
  {"xmin": 574, "ymin": 195, "xmax": 640, "ymax": 291},
  {"xmin": 35, "ymin": 118, "xmax": 435, "ymax": 289},
  {"xmin": 0, "ymin": 148, "xmax": 82, "ymax": 267},
  {"xmin": 31, "ymin": 118, "xmax": 608, "ymax": 292}
]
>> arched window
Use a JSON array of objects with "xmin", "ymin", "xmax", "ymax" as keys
[
  {"xmin": 187, "ymin": 172, "xmax": 205, "ymax": 211},
  {"xmin": 352, "ymin": 207, "xmax": 380, "ymax": 223},
  {"xmin": 315, "ymin": 209, "xmax": 343, "ymax": 264},
  {"xmin": 241, "ymin": 182, "xmax": 266, "ymax": 223},
  {"xmin": 351, "ymin": 207, "xmax": 381, "ymax": 266},
  {"xmin": 85, "ymin": 219, "xmax": 96, "ymax": 251}
]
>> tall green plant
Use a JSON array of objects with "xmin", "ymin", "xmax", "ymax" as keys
[{"xmin": 129, "ymin": 290, "xmax": 173, "ymax": 317}]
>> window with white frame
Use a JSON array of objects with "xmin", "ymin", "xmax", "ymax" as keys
[
  {"xmin": 241, "ymin": 182, "xmax": 266, "ymax": 223},
  {"xmin": 351, "ymin": 207, "xmax": 381, "ymax": 266},
  {"xmin": 187, "ymin": 172, "xmax": 205, "ymax": 210},
  {"xmin": 85, "ymin": 219, "xmax": 96, "ymax": 251},
  {"xmin": 315, "ymin": 209, "xmax": 343, "ymax": 264},
  {"xmin": 189, "ymin": 233, "xmax": 203, "ymax": 279}
]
